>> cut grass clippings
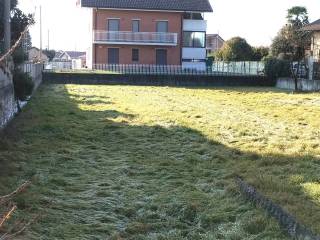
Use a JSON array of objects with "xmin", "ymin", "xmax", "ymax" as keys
[{"xmin": 0, "ymin": 84, "xmax": 320, "ymax": 239}]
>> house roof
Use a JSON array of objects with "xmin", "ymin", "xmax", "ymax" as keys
[
  {"xmin": 303, "ymin": 19, "xmax": 320, "ymax": 31},
  {"xmin": 81, "ymin": 0, "xmax": 213, "ymax": 12},
  {"xmin": 54, "ymin": 51, "xmax": 86, "ymax": 60},
  {"xmin": 65, "ymin": 51, "xmax": 86, "ymax": 59},
  {"xmin": 206, "ymin": 34, "xmax": 224, "ymax": 42}
]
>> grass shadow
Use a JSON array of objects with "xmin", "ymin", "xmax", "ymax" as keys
[{"xmin": 0, "ymin": 84, "xmax": 319, "ymax": 239}]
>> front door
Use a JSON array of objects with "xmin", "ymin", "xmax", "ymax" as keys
[
  {"xmin": 156, "ymin": 49, "xmax": 167, "ymax": 65},
  {"xmin": 108, "ymin": 48, "xmax": 119, "ymax": 64}
]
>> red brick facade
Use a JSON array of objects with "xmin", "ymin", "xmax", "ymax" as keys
[{"xmin": 92, "ymin": 9, "xmax": 183, "ymax": 65}]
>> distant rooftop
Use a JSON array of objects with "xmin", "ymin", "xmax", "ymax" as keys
[
  {"xmin": 65, "ymin": 51, "xmax": 86, "ymax": 59},
  {"xmin": 303, "ymin": 19, "xmax": 320, "ymax": 31},
  {"xmin": 81, "ymin": 0, "xmax": 213, "ymax": 12},
  {"xmin": 54, "ymin": 51, "xmax": 86, "ymax": 60},
  {"xmin": 206, "ymin": 34, "xmax": 225, "ymax": 41}
]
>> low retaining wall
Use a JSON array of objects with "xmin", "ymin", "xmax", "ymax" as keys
[
  {"xmin": 22, "ymin": 63, "xmax": 43, "ymax": 90},
  {"xmin": 0, "ymin": 62, "xmax": 16, "ymax": 128},
  {"xmin": 43, "ymin": 72, "xmax": 274, "ymax": 87},
  {"xmin": 30, "ymin": 63, "xmax": 43, "ymax": 90},
  {"xmin": 0, "ymin": 63, "xmax": 43, "ymax": 129},
  {"xmin": 277, "ymin": 78, "xmax": 320, "ymax": 91}
]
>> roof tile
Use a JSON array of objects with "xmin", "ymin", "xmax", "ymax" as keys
[{"xmin": 81, "ymin": 0, "xmax": 213, "ymax": 12}]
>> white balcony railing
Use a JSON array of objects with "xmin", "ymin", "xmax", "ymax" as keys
[
  {"xmin": 183, "ymin": 19, "xmax": 207, "ymax": 32},
  {"xmin": 93, "ymin": 31, "xmax": 178, "ymax": 46}
]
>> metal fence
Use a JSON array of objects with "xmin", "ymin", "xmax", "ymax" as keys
[
  {"xmin": 21, "ymin": 63, "xmax": 44, "ymax": 89},
  {"xmin": 45, "ymin": 61, "xmax": 72, "ymax": 71},
  {"xmin": 212, "ymin": 61, "xmax": 264, "ymax": 76},
  {"xmin": 313, "ymin": 62, "xmax": 320, "ymax": 80},
  {"xmin": 43, "ymin": 61, "xmax": 265, "ymax": 76}
]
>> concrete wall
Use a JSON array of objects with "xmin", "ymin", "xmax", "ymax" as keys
[
  {"xmin": 0, "ymin": 62, "xmax": 17, "ymax": 128},
  {"xmin": 44, "ymin": 72, "xmax": 274, "ymax": 87},
  {"xmin": 0, "ymin": 63, "xmax": 43, "ymax": 129},
  {"xmin": 277, "ymin": 78, "xmax": 320, "ymax": 91},
  {"xmin": 30, "ymin": 63, "xmax": 43, "ymax": 90}
]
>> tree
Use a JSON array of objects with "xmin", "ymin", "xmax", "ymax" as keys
[
  {"xmin": 215, "ymin": 37, "xmax": 254, "ymax": 61},
  {"xmin": 0, "ymin": 0, "xmax": 35, "ymax": 107},
  {"xmin": 270, "ymin": 6, "xmax": 311, "ymax": 90},
  {"xmin": 252, "ymin": 46, "xmax": 270, "ymax": 61},
  {"xmin": 22, "ymin": 30, "xmax": 32, "ymax": 52},
  {"xmin": 287, "ymin": 6, "xmax": 309, "ymax": 25},
  {"xmin": 43, "ymin": 49, "xmax": 56, "ymax": 61},
  {"xmin": 0, "ymin": 0, "xmax": 34, "ymax": 46}
]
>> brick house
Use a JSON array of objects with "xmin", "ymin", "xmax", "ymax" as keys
[
  {"xmin": 81, "ymin": 0, "xmax": 213, "ymax": 70},
  {"xmin": 206, "ymin": 34, "xmax": 224, "ymax": 55}
]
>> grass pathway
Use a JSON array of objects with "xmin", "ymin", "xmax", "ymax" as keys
[{"xmin": 1, "ymin": 85, "xmax": 320, "ymax": 239}]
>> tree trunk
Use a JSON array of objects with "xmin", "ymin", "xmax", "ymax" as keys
[{"xmin": 291, "ymin": 62, "xmax": 299, "ymax": 92}]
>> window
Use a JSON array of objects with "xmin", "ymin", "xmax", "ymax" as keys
[
  {"xmin": 132, "ymin": 20, "xmax": 140, "ymax": 32},
  {"xmin": 156, "ymin": 21, "xmax": 168, "ymax": 32},
  {"xmin": 132, "ymin": 49, "xmax": 139, "ymax": 62},
  {"xmin": 108, "ymin": 48, "xmax": 119, "ymax": 64},
  {"xmin": 156, "ymin": 49, "xmax": 167, "ymax": 65},
  {"xmin": 183, "ymin": 32, "xmax": 205, "ymax": 48},
  {"xmin": 108, "ymin": 19, "xmax": 120, "ymax": 31},
  {"xmin": 183, "ymin": 12, "xmax": 203, "ymax": 20}
]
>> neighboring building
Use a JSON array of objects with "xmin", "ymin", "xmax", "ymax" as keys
[
  {"xmin": 81, "ymin": 0, "xmax": 213, "ymax": 70},
  {"xmin": 303, "ymin": 19, "xmax": 320, "ymax": 62},
  {"xmin": 28, "ymin": 47, "xmax": 48, "ymax": 63},
  {"xmin": 206, "ymin": 34, "xmax": 224, "ymax": 55},
  {"xmin": 53, "ymin": 51, "xmax": 86, "ymax": 69},
  {"xmin": 303, "ymin": 19, "xmax": 320, "ymax": 80},
  {"xmin": 54, "ymin": 51, "xmax": 86, "ymax": 62}
]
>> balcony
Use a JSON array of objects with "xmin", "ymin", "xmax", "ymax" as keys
[
  {"xmin": 182, "ymin": 48, "xmax": 206, "ymax": 60},
  {"xmin": 93, "ymin": 31, "xmax": 178, "ymax": 46},
  {"xmin": 183, "ymin": 19, "xmax": 207, "ymax": 32}
]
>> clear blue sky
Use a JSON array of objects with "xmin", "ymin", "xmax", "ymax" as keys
[{"xmin": 18, "ymin": 0, "xmax": 319, "ymax": 51}]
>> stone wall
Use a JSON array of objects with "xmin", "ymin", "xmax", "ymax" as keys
[
  {"xmin": 0, "ymin": 63, "xmax": 43, "ymax": 129},
  {"xmin": 276, "ymin": 78, "xmax": 320, "ymax": 91},
  {"xmin": 0, "ymin": 61, "xmax": 16, "ymax": 128}
]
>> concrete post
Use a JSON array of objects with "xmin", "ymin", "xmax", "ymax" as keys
[{"xmin": 308, "ymin": 56, "xmax": 314, "ymax": 80}]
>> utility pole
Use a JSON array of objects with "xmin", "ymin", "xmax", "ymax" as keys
[
  {"xmin": 4, "ymin": 0, "xmax": 11, "ymax": 52},
  {"xmin": 47, "ymin": 30, "xmax": 50, "ymax": 50},
  {"xmin": 39, "ymin": 5, "xmax": 42, "ymax": 61}
]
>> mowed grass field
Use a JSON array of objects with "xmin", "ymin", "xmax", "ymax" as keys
[{"xmin": 0, "ymin": 84, "xmax": 320, "ymax": 239}]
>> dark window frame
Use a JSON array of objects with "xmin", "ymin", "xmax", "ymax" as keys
[
  {"xmin": 108, "ymin": 48, "xmax": 120, "ymax": 64},
  {"xmin": 183, "ymin": 31, "xmax": 206, "ymax": 48},
  {"xmin": 156, "ymin": 21, "xmax": 169, "ymax": 33},
  {"xmin": 132, "ymin": 48, "xmax": 139, "ymax": 62},
  {"xmin": 132, "ymin": 20, "xmax": 140, "ymax": 32},
  {"xmin": 156, "ymin": 48, "xmax": 167, "ymax": 65},
  {"xmin": 107, "ymin": 18, "xmax": 120, "ymax": 31}
]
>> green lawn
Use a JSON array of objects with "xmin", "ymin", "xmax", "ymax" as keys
[{"xmin": 1, "ymin": 84, "xmax": 320, "ymax": 239}]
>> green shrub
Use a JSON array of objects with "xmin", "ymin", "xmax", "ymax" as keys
[
  {"xmin": 13, "ymin": 69, "xmax": 34, "ymax": 101},
  {"xmin": 12, "ymin": 48, "xmax": 28, "ymax": 65},
  {"xmin": 264, "ymin": 57, "xmax": 291, "ymax": 80},
  {"xmin": 206, "ymin": 56, "xmax": 214, "ymax": 67}
]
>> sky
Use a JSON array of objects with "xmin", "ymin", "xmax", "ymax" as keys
[{"xmin": 18, "ymin": 0, "xmax": 319, "ymax": 51}]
